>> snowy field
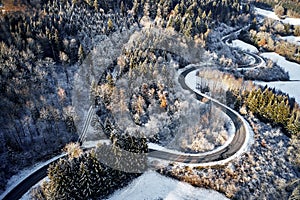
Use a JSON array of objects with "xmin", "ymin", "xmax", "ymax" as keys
[
  {"xmin": 106, "ymin": 171, "xmax": 228, "ymax": 200},
  {"xmin": 280, "ymin": 36, "xmax": 300, "ymax": 46},
  {"xmin": 254, "ymin": 7, "xmax": 300, "ymax": 25}
]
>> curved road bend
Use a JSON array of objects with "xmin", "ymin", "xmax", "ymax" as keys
[
  {"xmin": 237, "ymin": 52, "xmax": 265, "ymax": 69},
  {"xmin": 1, "ymin": 153, "xmax": 65, "ymax": 200},
  {"xmin": 2, "ymin": 164, "xmax": 49, "ymax": 200},
  {"xmin": 2, "ymin": 67, "xmax": 250, "ymax": 200},
  {"xmin": 221, "ymin": 27, "xmax": 266, "ymax": 69},
  {"xmin": 148, "ymin": 66, "xmax": 248, "ymax": 163}
]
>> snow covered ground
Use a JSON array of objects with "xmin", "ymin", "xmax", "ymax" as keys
[
  {"xmin": 260, "ymin": 52, "xmax": 300, "ymax": 81},
  {"xmin": 228, "ymin": 33, "xmax": 300, "ymax": 103},
  {"xmin": 251, "ymin": 7, "xmax": 300, "ymax": 103},
  {"xmin": 257, "ymin": 52, "xmax": 300, "ymax": 102},
  {"xmin": 106, "ymin": 171, "xmax": 228, "ymax": 200},
  {"xmin": 280, "ymin": 36, "xmax": 300, "ymax": 46},
  {"xmin": 255, "ymin": 80, "xmax": 300, "ymax": 101},
  {"xmin": 254, "ymin": 7, "xmax": 300, "ymax": 26},
  {"xmin": 230, "ymin": 39, "xmax": 259, "ymax": 53}
]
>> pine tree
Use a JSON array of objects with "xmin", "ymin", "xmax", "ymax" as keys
[
  {"xmin": 106, "ymin": 73, "xmax": 114, "ymax": 88},
  {"xmin": 132, "ymin": 0, "xmax": 140, "ymax": 19},
  {"xmin": 78, "ymin": 162, "xmax": 93, "ymax": 198},
  {"xmin": 174, "ymin": 4, "xmax": 181, "ymax": 15},
  {"xmin": 86, "ymin": 150, "xmax": 104, "ymax": 196},
  {"xmin": 85, "ymin": 0, "xmax": 93, "ymax": 7},
  {"xmin": 120, "ymin": 1, "xmax": 125, "ymax": 16},
  {"xmin": 143, "ymin": 0, "xmax": 150, "ymax": 17},
  {"xmin": 184, "ymin": 17, "xmax": 193, "ymax": 37},
  {"xmin": 107, "ymin": 18, "xmax": 114, "ymax": 32},
  {"xmin": 78, "ymin": 44, "xmax": 85, "ymax": 62},
  {"xmin": 45, "ymin": 159, "xmax": 73, "ymax": 199},
  {"xmin": 207, "ymin": 10, "xmax": 212, "ymax": 21},
  {"xmin": 173, "ymin": 15, "xmax": 181, "ymax": 32},
  {"xmin": 276, "ymin": 98, "xmax": 290, "ymax": 126},
  {"xmin": 287, "ymin": 110, "xmax": 299, "ymax": 135},
  {"xmin": 202, "ymin": 11, "xmax": 207, "ymax": 20},
  {"xmin": 93, "ymin": 0, "xmax": 98, "ymax": 11},
  {"xmin": 246, "ymin": 89, "xmax": 259, "ymax": 113},
  {"xmin": 167, "ymin": 15, "xmax": 174, "ymax": 27},
  {"xmin": 265, "ymin": 92, "xmax": 275, "ymax": 119}
]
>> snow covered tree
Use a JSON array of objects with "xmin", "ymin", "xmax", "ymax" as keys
[
  {"xmin": 275, "ymin": 4, "xmax": 285, "ymax": 17},
  {"xmin": 78, "ymin": 44, "xmax": 85, "ymax": 62},
  {"xmin": 107, "ymin": 18, "xmax": 114, "ymax": 32},
  {"xmin": 63, "ymin": 142, "xmax": 83, "ymax": 159},
  {"xmin": 93, "ymin": 0, "xmax": 98, "ymax": 11}
]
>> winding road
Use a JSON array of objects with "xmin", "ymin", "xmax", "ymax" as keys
[
  {"xmin": 1, "ymin": 66, "xmax": 251, "ymax": 200},
  {"xmin": 148, "ymin": 66, "xmax": 249, "ymax": 164},
  {"xmin": 237, "ymin": 51, "xmax": 265, "ymax": 69},
  {"xmin": 221, "ymin": 26, "xmax": 266, "ymax": 70},
  {"xmin": 1, "ymin": 27, "xmax": 262, "ymax": 200}
]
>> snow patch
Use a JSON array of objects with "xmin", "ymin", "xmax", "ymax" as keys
[
  {"xmin": 82, "ymin": 140, "xmax": 111, "ymax": 149},
  {"xmin": 255, "ymin": 80, "xmax": 300, "ymax": 103},
  {"xmin": 230, "ymin": 39, "xmax": 259, "ymax": 53},
  {"xmin": 106, "ymin": 171, "xmax": 228, "ymax": 200},
  {"xmin": 260, "ymin": 52, "xmax": 300, "ymax": 80},
  {"xmin": 254, "ymin": 7, "xmax": 300, "ymax": 26},
  {"xmin": 280, "ymin": 36, "xmax": 300, "ymax": 45},
  {"xmin": 229, "ymin": 36, "xmax": 300, "ymax": 103}
]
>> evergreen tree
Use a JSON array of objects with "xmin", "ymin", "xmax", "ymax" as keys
[
  {"xmin": 93, "ymin": 0, "xmax": 98, "ymax": 11},
  {"xmin": 107, "ymin": 18, "xmax": 114, "ymax": 32},
  {"xmin": 276, "ymin": 99, "xmax": 290, "ymax": 126},
  {"xmin": 78, "ymin": 162, "xmax": 93, "ymax": 198},
  {"xmin": 120, "ymin": 1, "xmax": 125, "ymax": 16},
  {"xmin": 184, "ymin": 17, "xmax": 193, "ymax": 38},
  {"xmin": 287, "ymin": 110, "xmax": 300, "ymax": 135},
  {"xmin": 78, "ymin": 44, "xmax": 84, "ymax": 62},
  {"xmin": 201, "ymin": 11, "xmax": 207, "ymax": 20},
  {"xmin": 85, "ymin": 0, "xmax": 93, "ymax": 7}
]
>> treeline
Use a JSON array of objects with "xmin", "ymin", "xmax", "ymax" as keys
[
  {"xmin": 197, "ymin": 69, "xmax": 300, "ymax": 136},
  {"xmin": 131, "ymin": 0, "xmax": 249, "ymax": 38},
  {"xmin": 231, "ymin": 83, "xmax": 300, "ymax": 137},
  {"xmin": 250, "ymin": 31, "xmax": 300, "ymax": 64},
  {"xmin": 254, "ymin": 0, "xmax": 300, "ymax": 18},
  {"xmin": 32, "ymin": 141, "xmax": 147, "ymax": 199},
  {"xmin": 250, "ymin": 17, "xmax": 300, "ymax": 37},
  {"xmin": 245, "ymin": 87, "xmax": 300, "ymax": 136},
  {"xmin": 0, "ymin": 0, "xmax": 134, "ymax": 65}
]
